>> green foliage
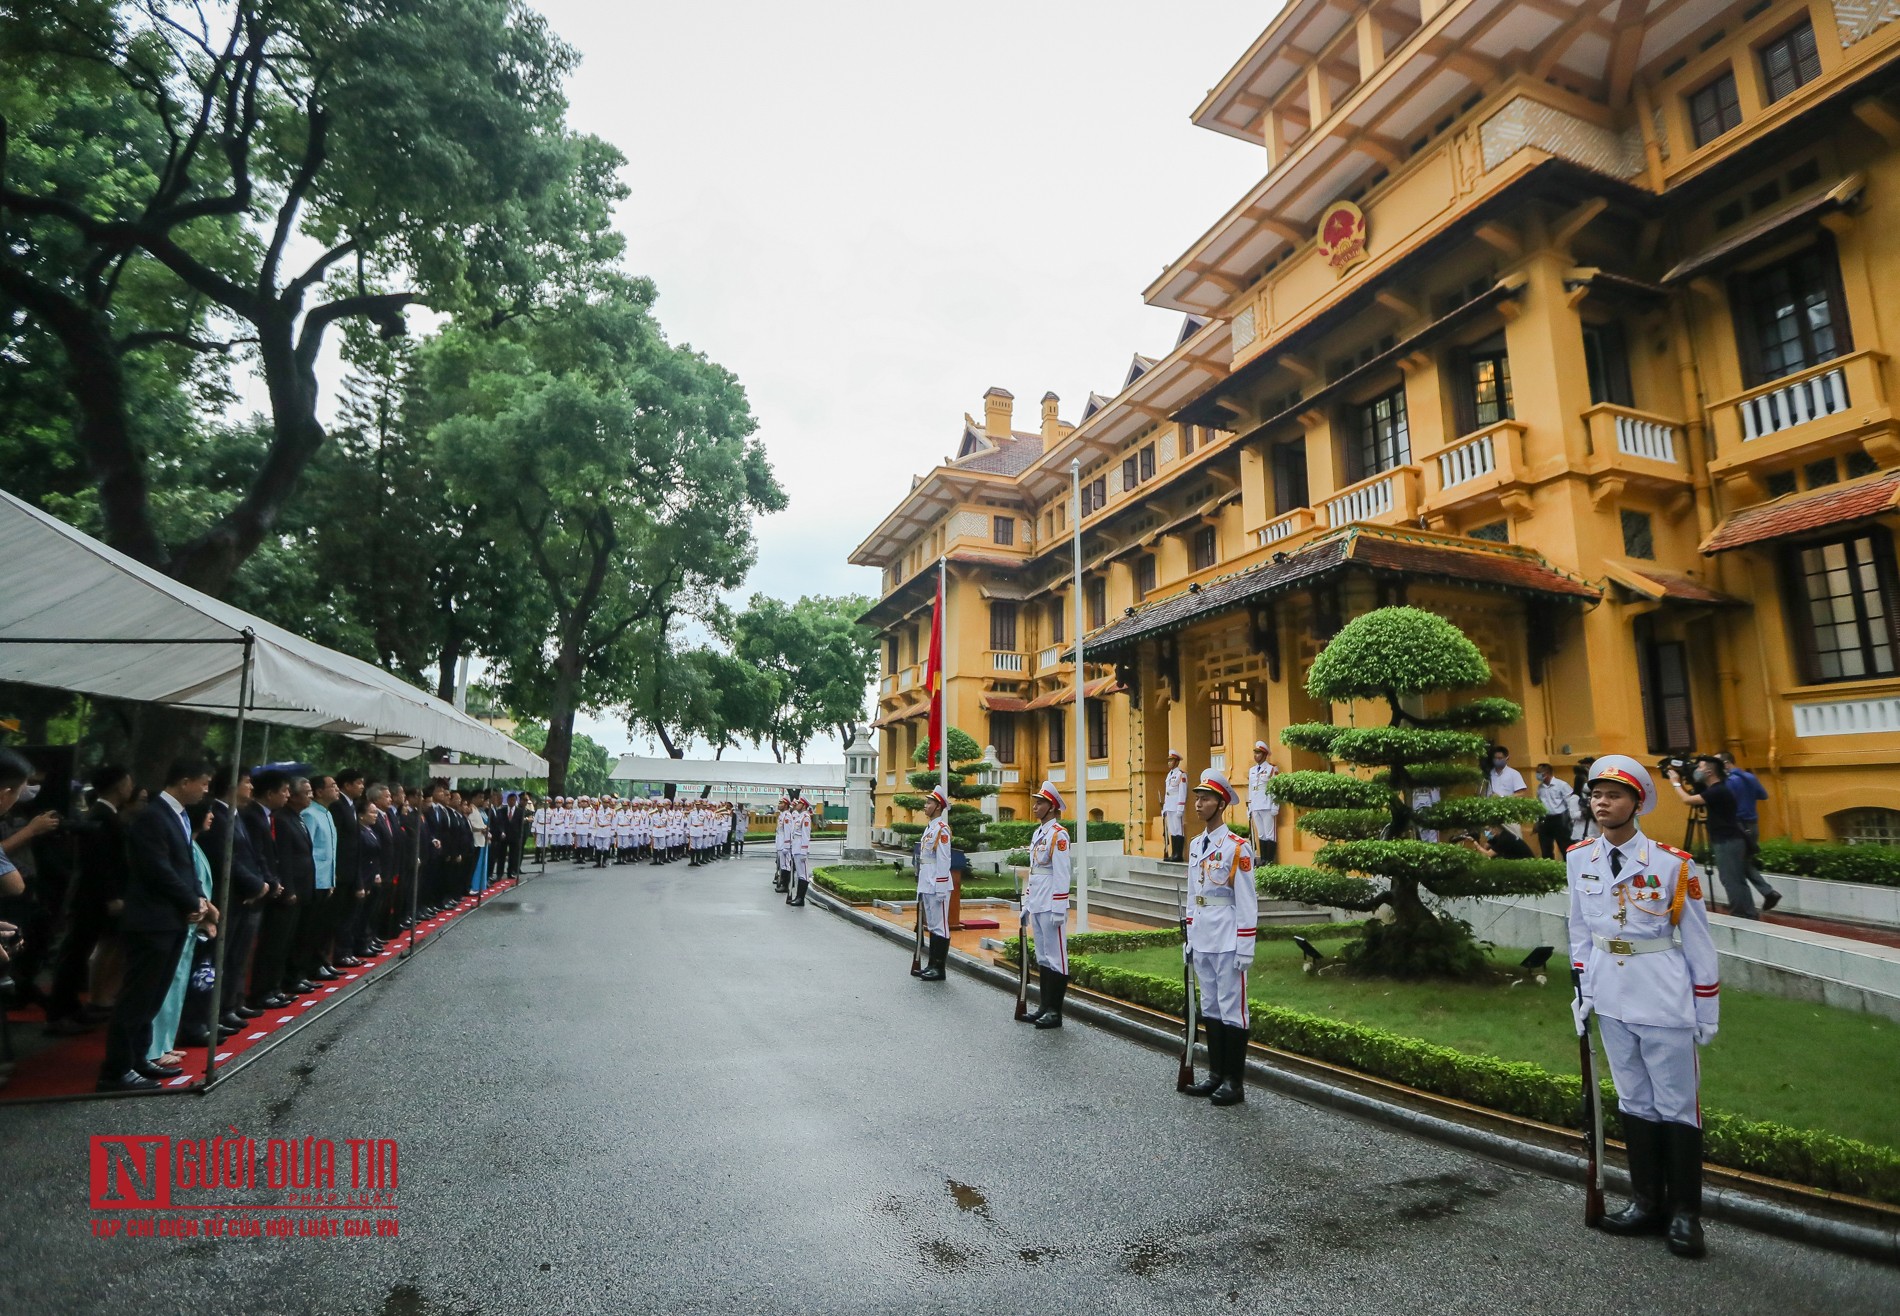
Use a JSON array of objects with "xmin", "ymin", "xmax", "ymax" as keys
[
  {"xmin": 1257, "ymin": 864, "xmax": 1388, "ymax": 910},
  {"xmin": 1415, "ymin": 796, "xmax": 1549, "ymax": 830},
  {"xmin": 888, "ymin": 822, "xmax": 924, "ymax": 837},
  {"xmin": 1378, "ymin": 764, "xmax": 1484, "ymax": 789},
  {"xmin": 1316, "ymin": 840, "xmax": 1475, "ymax": 881},
  {"xmin": 1280, "ymin": 723, "xmax": 1343, "ymax": 755},
  {"xmin": 1062, "ymin": 954, "xmax": 1900, "ymax": 1202},
  {"xmin": 1438, "ymin": 697, "xmax": 1525, "ymax": 728},
  {"xmin": 1339, "ymin": 915, "xmax": 1490, "ymax": 977},
  {"xmin": 728, "ymin": 593, "xmax": 881, "ymax": 759},
  {"xmin": 1757, "ymin": 840, "xmax": 1900, "ymax": 887},
  {"xmin": 503, "ymin": 722, "xmax": 612, "ymax": 797},
  {"xmin": 1267, "ymin": 770, "xmax": 1390, "ymax": 810},
  {"xmin": 912, "ymin": 726, "xmax": 982, "ymax": 766},
  {"xmin": 1005, "ymin": 849, "xmax": 1032, "ymax": 867},
  {"xmin": 984, "ymin": 818, "xmax": 1124, "ymax": 848},
  {"xmin": 1428, "ymin": 858, "xmax": 1567, "ymax": 899},
  {"xmin": 1294, "ymin": 809, "xmax": 1393, "ymax": 841},
  {"xmin": 1002, "ymin": 921, "xmax": 1365, "ymax": 961},
  {"xmin": 1326, "ymin": 726, "xmax": 1490, "ymax": 766},
  {"xmin": 1305, "ymin": 607, "xmax": 1490, "ymax": 701}
]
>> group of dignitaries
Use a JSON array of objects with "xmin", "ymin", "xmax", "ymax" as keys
[
  {"xmin": 31, "ymin": 755, "xmax": 533, "ymax": 1092},
  {"xmin": 534, "ymin": 796, "xmax": 745, "ymax": 866}
]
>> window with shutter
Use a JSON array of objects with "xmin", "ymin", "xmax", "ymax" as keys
[
  {"xmin": 1086, "ymin": 698, "xmax": 1108, "ymax": 759},
  {"xmin": 990, "ymin": 713, "xmax": 1016, "ymax": 765},
  {"xmin": 989, "ymin": 600, "xmax": 1018, "ymax": 651},
  {"xmin": 1759, "ymin": 21, "xmax": 1820, "ymax": 104},
  {"xmin": 1046, "ymin": 708, "xmax": 1065, "ymax": 762},
  {"xmin": 1781, "ymin": 530, "xmax": 1900, "ymax": 682}
]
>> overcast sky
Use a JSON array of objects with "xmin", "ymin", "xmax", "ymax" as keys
[{"xmin": 533, "ymin": 0, "xmax": 1280, "ymax": 760}]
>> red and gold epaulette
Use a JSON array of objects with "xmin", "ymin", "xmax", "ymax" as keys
[
  {"xmin": 1566, "ymin": 840, "xmax": 1592, "ymax": 852},
  {"xmin": 1660, "ymin": 843, "xmax": 1693, "ymax": 860}
]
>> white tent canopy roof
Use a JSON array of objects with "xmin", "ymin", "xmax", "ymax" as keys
[
  {"xmin": 0, "ymin": 490, "xmax": 546, "ymax": 772},
  {"xmin": 610, "ymin": 755, "xmax": 844, "ymax": 792}
]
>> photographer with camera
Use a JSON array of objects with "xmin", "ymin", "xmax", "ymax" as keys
[{"xmin": 1665, "ymin": 755, "xmax": 1758, "ymax": 919}]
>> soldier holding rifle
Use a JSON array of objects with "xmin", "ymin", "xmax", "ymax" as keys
[{"xmin": 1567, "ymin": 754, "xmax": 1720, "ymax": 1259}]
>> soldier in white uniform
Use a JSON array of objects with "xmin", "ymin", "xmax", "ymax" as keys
[
  {"xmin": 1245, "ymin": 741, "xmax": 1281, "ymax": 864},
  {"xmin": 1161, "ymin": 750, "xmax": 1188, "ymax": 863},
  {"xmin": 1179, "ymin": 769, "xmax": 1258, "ymax": 1107},
  {"xmin": 772, "ymin": 798, "xmax": 793, "ymax": 890},
  {"xmin": 915, "ymin": 787, "xmax": 954, "ymax": 982},
  {"xmin": 548, "ymin": 798, "xmax": 569, "ymax": 861},
  {"xmin": 1568, "ymin": 754, "xmax": 1720, "ymax": 1259},
  {"xmin": 785, "ymin": 800, "xmax": 813, "ymax": 905},
  {"xmin": 1020, "ymin": 781, "xmax": 1072, "ymax": 1029}
]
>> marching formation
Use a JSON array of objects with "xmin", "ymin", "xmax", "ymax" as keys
[{"xmin": 534, "ymin": 797, "xmax": 745, "ymax": 868}]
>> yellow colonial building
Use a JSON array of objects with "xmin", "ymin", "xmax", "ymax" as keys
[{"xmin": 852, "ymin": 0, "xmax": 1900, "ymax": 859}]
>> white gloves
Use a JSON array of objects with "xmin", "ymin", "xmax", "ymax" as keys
[
  {"xmin": 1695, "ymin": 1022, "xmax": 1718, "ymax": 1046},
  {"xmin": 1570, "ymin": 996, "xmax": 1593, "ymax": 1037},
  {"xmin": 1182, "ymin": 942, "xmax": 1192, "ymax": 965}
]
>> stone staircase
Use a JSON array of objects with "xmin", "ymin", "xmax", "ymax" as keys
[{"xmin": 1087, "ymin": 858, "xmax": 1334, "ymax": 929}]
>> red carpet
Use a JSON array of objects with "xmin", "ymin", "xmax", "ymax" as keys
[{"xmin": 0, "ymin": 878, "xmax": 518, "ymax": 1103}]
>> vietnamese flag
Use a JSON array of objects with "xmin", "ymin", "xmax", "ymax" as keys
[{"xmin": 922, "ymin": 566, "xmax": 945, "ymax": 768}]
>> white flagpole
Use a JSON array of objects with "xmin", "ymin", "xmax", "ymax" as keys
[
  {"xmin": 1071, "ymin": 458, "xmax": 1090, "ymax": 933},
  {"xmin": 938, "ymin": 555, "xmax": 948, "ymax": 830}
]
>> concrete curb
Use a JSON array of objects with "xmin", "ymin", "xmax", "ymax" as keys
[{"xmin": 808, "ymin": 886, "xmax": 1900, "ymax": 1265}]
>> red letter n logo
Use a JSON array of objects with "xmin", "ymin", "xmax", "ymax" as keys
[{"xmin": 90, "ymin": 1136, "xmax": 171, "ymax": 1209}]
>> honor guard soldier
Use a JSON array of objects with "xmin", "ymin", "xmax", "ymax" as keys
[
  {"xmin": 1568, "ymin": 754, "xmax": 1720, "ymax": 1259},
  {"xmin": 772, "ymin": 797, "xmax": 793, "ymax": 890},
  {"xmin": 1021, "ymin": 781, "xmax": 1071, "ymax": 1028},
  {"xmin": 915, "ymin": 787, "xmax": 954, "ymax": 982},
  {"xmin": 785, "ymin": 800, "xmax": 812, "ymax": 906},
  {"xmin": 1161, "ymin": 750, "xmax": 1188, "ymax": 863},
  {"xmin": 1180, "ymin": 769, "xmax": 1258, "ymax": 1107},
  {"xmin": 1246, "ymin": 741, "xmax": 1282, "ymax": 864}
]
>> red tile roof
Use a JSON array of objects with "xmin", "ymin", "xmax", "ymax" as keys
[
  {"xmin": 1701, "ymin": 471, "xmax": 1900, "ymax": 553},
  {"xmin": 1603, "ymin": 563, "xmax": 1740, "ymax": 605},
  {"xmin": 979, "ymin": 693, "xmax": 1028, "ymax": 713}
]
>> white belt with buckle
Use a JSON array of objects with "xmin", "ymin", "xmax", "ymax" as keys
[
  {"xmin": 1195, "ymin": 893, "xmax": 1234, "ymax": 907},
  {"xmin": 1592, "ymin": 932, "xmax": 1677, "ymax": 956}
]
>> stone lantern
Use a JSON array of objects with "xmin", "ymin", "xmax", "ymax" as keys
[{"xmin": 843, "ymin": 727, "xmax": 877, "ymax": 860}]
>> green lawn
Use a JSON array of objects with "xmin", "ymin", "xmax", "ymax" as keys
[{"xmin": 1095, "ymin": 937, "xmax": 1900, "ymax": 1151}]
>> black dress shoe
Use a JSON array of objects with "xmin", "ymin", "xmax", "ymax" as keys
[
  {"xmin": 290, "ymin": 980, "xmax": 317, "ymax": 994},
  {"xmin": 177, "ymin": 1029, "xmax": 213, "ymax": 1047},
  {"xmin": 98, "ymin": 1070, "xmax": 161, "ymax": 1092},
  {"xmin": 135, "ymin": 1060, "xmax": 184, "ymax": 1079},
  {"xmin": 236, "ymin": 1004, "xmax": 263, "ymax": 1019},
  {"xmin": 220, "ymin": 1012, "xmax": 249, "ymax": 1031},
  {"xmin": 315, "ymin": 968, "xmax": 341, "ymax": 981},
  {"xmin": 260, "ymin": 993, "xmax": 291, "ymax": 1009}
]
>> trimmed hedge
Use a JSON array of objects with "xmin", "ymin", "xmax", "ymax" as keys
[
  {"xmin": 1003, "ymin": 920, "xmax": 1366, "ymax": 960},
  {"xmin": 1758, "ymin": 839, "xmax": 1900, "ymax": 888},
  {"xmin": 810, "ymin": 864, "xmax": 1015, "ymax": 904},
  {"xmin": 1061, "ymin": 955, "xmax": 1900, "ymax": 1203}
]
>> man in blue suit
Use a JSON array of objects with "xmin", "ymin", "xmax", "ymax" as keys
[{"xmin": 98, "ymin": 759, "xmax": 217, "ymax": 1092}]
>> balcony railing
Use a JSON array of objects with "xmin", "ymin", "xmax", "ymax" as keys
[
  {"xmin": 1255, "ymin": 506, "xmax": 1319, "ymax": 546},
  {"xmin": 990, "ymin": 651, "xmax": 1025, "ymax": 673},
  {"xmin": 897, "ymin": 665, "xmax": 917, "ymax": 691},
  {"xmin": 1578, "ymin": 405, "xmax": 1692, "ymax": 492},
  {"xmin": 879, "ymin": 674, "xmax": 894, "ymax": 695},
  {"xmin": 1740, "ymin": 364, "xmax": 1850, "ymax": 440},
  {"xmin": 1709, "ymin": 351, "xmax": 1889, "ymax": 463},
  {"xmin": 1038, "ymin": 645, "xmax": 1063, "ymax": 670},
  {"xmin": 1611, "ymin": 411, "xmax": 1679, "ymax": 463},
  {"xmin": 1322, "ymin": 465, "xmax": 1421, "ymax": 528}
]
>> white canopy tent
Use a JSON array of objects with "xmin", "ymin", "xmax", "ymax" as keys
[
  {"xmin": 0, "ymin": 489, "xmax": 545, "ymax": 769},
  {"xmin": 609, "ymin": 755, "xmax": 844, "ymax": 802}
]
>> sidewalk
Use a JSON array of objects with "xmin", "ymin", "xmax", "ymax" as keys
[{"xmin": 860, "ymin": 901, "xmax": 1151, "ymax": 964}]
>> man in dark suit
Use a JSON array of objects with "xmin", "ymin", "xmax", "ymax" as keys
[
  {"xmin": 45, "ymin": 764, "xmax": 135, "ymax": 1033},
  {"xmin": 261, "ymin": 777, "xmax": 316, "ymax": 1000},
  {"xmin": 98, "ymin": 759, "xmax": 216, "ymax": 1091},
  {"xmin": 328, "ymin": 772, "xmax": 368, "ymax": 963},
  {"xmin": 241, "ymin": 769, "xmax": 291, "ymax": 1009},
  {"xmin": 504, "ymin": 791, "xmax": 528, "ymax": 877},
  {"xmin": 196, "ymin": 769, "xmax": 270, "ymax": 1041}
]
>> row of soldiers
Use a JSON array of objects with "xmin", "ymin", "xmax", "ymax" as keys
[{"xmin": 534, "ymin": 797, "xmax": 745, "ymax": 867}]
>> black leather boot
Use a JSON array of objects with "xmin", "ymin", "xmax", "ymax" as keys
[
  {"xmin": 1598, "ymin": 1115, "xmax": 1669, "ymax": 1235},
  {"xmin": 1021, "ymin": 966, "xmax": 1049, "ymax": 1023},
  {"xmin": 793, "ymin": 881, "xmax": 808, "ymax": 906},
  {"xmin": 1035, "ymin": 972, "xmax": 1066, "ymax": 1029},
  {"xmin": 1181, "ymin": 1021, "xmax": 1223, "ymax": 1097},
  {"xmin": 1210, "ymin": 1023, "xmax": 1247, "ymax": 1105},
  {"xmin": 919, "ymin": 933, "xmax": 949, "ymax": 981},
  {"xmin": 1664, "ymin": 1122, "xmax": 1707, "ymax": 1258}
]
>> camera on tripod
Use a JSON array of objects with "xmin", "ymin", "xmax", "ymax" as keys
[{"xmin": 1656, "ymin": 755, "xmax": 1693, "ymax": 780}]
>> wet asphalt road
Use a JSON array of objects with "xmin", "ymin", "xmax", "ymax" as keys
[{"xmin": 2, "ymin": 849, "xmax": 1896, "ymax": 1316}]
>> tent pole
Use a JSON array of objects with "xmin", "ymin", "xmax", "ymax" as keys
[{"xmin": 203, "ymin": 630, "xmax": 254, "ymax": 1090}]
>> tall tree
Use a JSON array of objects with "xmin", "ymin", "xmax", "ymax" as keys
[
  {"xmin": 730, "ymin": 593, "xmax": 879, "ymax": 759},
  {"xmin": 0, "ymin": 0, "xmax": 623, "ymax": 594},
  {"xmin": 424, "ymin": 277, "xmax": 783, "ymax": 795},
  {"xmin": 624, "ymin": 637, "xmax": 777, "ymax": 761}
]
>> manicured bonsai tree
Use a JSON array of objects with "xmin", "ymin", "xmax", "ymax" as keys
[
  {"xmin": 893, "ymin": 726, "xmax": 994, "ymax": 852},
  {"xmin": 1259, "ymin": 606, "xmax": 1561, "ymax": 977}
]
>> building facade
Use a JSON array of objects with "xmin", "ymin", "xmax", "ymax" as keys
[{"xmin": 852, "ymin": 0, "xmax": 1900, "ymax": 859}]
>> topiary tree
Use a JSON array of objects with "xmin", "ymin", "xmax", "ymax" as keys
[
  {"xmin": 892, "ymin": 726, "xmax": 995, "ymax": 852},
  {"xmin": 1259, "ymin": 607, "xmax": 1562, "ymax": 978}
]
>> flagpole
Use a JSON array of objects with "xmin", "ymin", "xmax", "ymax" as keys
[
  {"xmin": 1070, "ymin": 458, "xmax": 1089, "ymax": 933},
  {"xmin": 937, "ymin": 556, "xmax": 949, "ymax": 883}
]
